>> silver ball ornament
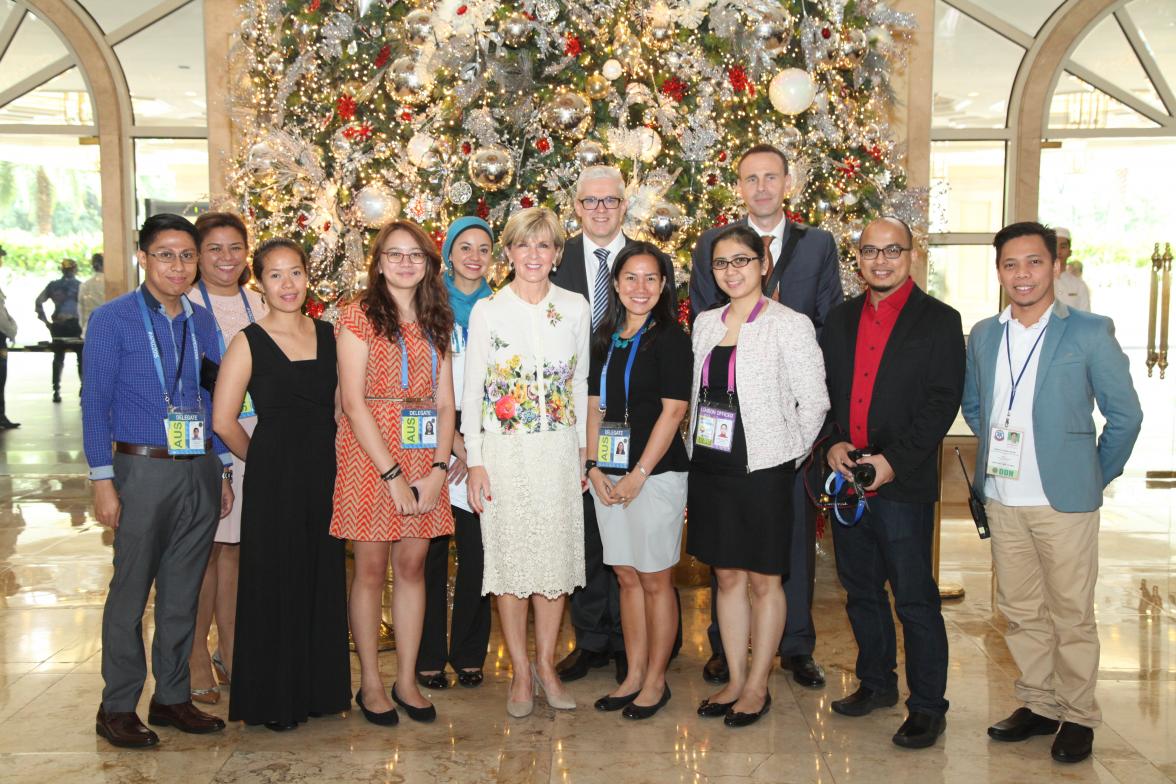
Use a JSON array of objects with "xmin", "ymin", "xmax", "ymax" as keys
[
  {"xmin": 385, "ymin": 56, "xmax": 428, "ymax": 102},
  {"xmin": 499, "ymin": 13, "xmax": 531, "ymax": 47},
  {"xmin": 752, "ymin": 8, "xmax": 792, "ymax": 54},
  {"xmin": 468, "ymin": 145, "xmax": 515, "ymax": 192},
  {"xmin": 448, "ymin": 181, "xmax": 473, "ymax": 205},
  {"xmin": 573, "ymin": 139, "xmax": 607, "ymax": 167},
  {"xmin": 541, "ymin": 90, "xmax": 592, "ymax": 139},
  {"xmin": 648, "ymin": 201, "xmax": 682, "ymax": 242},
  {"xmin": 403, "ymin": 9, "xmax": 433, "ymax": 46},
  {"xmin": 354, "ymin": 183, "xmax": 400, "ymax": 228},
  {"xmin": 314, "ymin": 279, "xmax": 340, "ymax": 304}
]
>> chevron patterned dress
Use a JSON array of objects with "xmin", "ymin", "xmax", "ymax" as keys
[{"xmin": 330, "ymin": 301, "xmax": 454, "ymax": 541}]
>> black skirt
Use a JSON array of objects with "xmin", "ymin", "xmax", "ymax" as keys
[{"xmin": 686, "ymin": 462, "xmax": 795, "ymax": 575}]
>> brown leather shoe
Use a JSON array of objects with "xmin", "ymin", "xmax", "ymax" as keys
[
  {"xmin": 96, "ymin": 705, "xmax": 160, "ymax": 748},
  {"xmin": 147, "ymin": 698, "xmax": 226, "ymax": 734}
]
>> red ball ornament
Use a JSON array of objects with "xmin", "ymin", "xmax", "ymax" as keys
[
  {"xmin": 456, "ymin": 4, "xmax": 467, "ymax": 15},
  {"xmin": 714, "ymin": 214, "xmax": 729, "ymax": 227},
  {"xmin": 430, "ymin": 229, "xmax": 445, "ymax": 249},
  {"xmin": 306, "ymin": 299, "xmax": 326, "ymax": 319},
  {"xmin": 821, "ymin": 27, "xmax": 832, "ymax": 39},
  {"xmin": 520, "ymin": 195, "xmax": 534, "ymax": 208},
  {"xmin": 476, "ymin": 198, "xmax": 489, "ymax": 219},
  {"xmin": 461, "ymin": 141, "xmax": 472, "ymax": 155},
  {"xmin": 718, "ymin": 150, "xmax": 728, "ymax": 162},
  {"xmin": 536, "ymin": 137, "xmax": 551, "ymax": 153},
  {"xmin": 400, "ymin": 109, "xmax": 413, "ymax": 121}
]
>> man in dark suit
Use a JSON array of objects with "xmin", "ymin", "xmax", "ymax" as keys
[
  {"xmin": 550, "ymin": 165, "xmax": 631, "ymax": 683},
  {"xmin": 820, "ymin": 216, "xmax": 964, "ymax": 749},
  {"xmin": 689, "ymin": 144, "xmax": 843, "ymax": 689}
]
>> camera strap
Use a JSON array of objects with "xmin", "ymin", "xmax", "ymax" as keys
[
  {"xmin": 763, "ymin": 224, "xmax": 807, "ymax": 299},
  {"xmin": 824, "ymin": 471, "xmax": 867, "ymax": 526}
]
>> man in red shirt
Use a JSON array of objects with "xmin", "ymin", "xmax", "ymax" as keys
[{"xmin": 819, "ymin": 217, "xmax": 965, "ymax": 749}]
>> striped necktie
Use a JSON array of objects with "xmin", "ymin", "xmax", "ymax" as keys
[{"xmin": 592, "ymin": 247, "xmax": 610, "ymax": 329}]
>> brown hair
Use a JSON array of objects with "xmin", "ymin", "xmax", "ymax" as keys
[
  {"xmin": 194, "ymin": 212, "xmax": 251, "ymax": 286},
  {"xmin": 736, "ymin": 143, "xmax": 790, "ymax": 176},
  {"xmin": 360, "ymin": 220, "xmax": 454, "ymax": 356},
  {"xmin": 252, "ymin": 237, "xmax": 307, "ymax": 279}
]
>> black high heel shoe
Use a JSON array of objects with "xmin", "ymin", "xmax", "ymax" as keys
[
  {"xmin": 416, "ymin": 671, "xmax": 449, "ymax": 690},
  {"xmin": 724, "ymin": 692, "xmax": 771, "ymax": 727},
  {"xmin": 354, "ymin": 689, "xmax": 399, "ymax": 726},
  {"xmin": 391, "ymin": 682, "xmax": 437, "ymax": 723},
  {"xmin": 457, "ymin": 669, "xmax": 484, "ymax": 688},
  {"xmin": 264, "ymin": 720, "xmax": 298, "ymax": 732},
  {"xmin": 593, "ymin": 689, "xmax": 640, "ymax": 712},
  {"xmin": 697, "ymin": 697, "xmax": 736, "ymax": 717},
  {"xmin": 622, "ymin": 686, "xmax": 671, "ymax": 720}
]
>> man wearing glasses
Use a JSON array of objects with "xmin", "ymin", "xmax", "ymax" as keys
[
  {"xmin": 820, "ymin": 217, "xmax": 964, "ymax": 749},
  {"xmin": 689, "ymin": 144, "xmax": 843, "ymax": 690},
  {"xmin": 83, "ymin": 213, "xmax": 231, "ymax": 748}
]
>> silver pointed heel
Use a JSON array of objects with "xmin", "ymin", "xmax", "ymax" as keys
[
  {"xmin": 506, "ymin": 673, "xmax": 534, "ymax": 718},
  {"xmin": 532, "ymin": 663, "xmax": 576, "ymax": 710}
]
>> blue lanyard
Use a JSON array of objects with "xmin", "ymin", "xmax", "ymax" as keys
[
  {"xmin": 599, "ymin": 316, "xmax": 651, "ymax": 424},
  {"xmin": 1003, "ymin": 320, "xmax": 1048, "ymax": 426},
  {"xmin": 136, "ymin": 290, "xmax": 202, "ymax": 409},
  {"xmin": 825, "ymin": 472, "xmax": 867, "ymax": 526},
  {"xmin": 197, "ymin": 281, "xmax": 256, "ymax": 354},
  {"xmin": 399, "ymin": 336, "xmax": 438, "ymax": 392}
]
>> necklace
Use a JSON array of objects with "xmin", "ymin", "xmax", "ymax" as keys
[{"xmin": 610, "ymin": 322, "xmax": 651, "ymax": 349}]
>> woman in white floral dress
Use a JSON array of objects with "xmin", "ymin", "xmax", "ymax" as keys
[{"xmin": 463, "ymin": 207, "xmax": 589, "ymax": 717}]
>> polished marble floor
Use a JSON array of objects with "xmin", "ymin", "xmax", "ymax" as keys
[{"xmin": 0, "ymin": 353, "xmax": 1173, "ymax": 783}]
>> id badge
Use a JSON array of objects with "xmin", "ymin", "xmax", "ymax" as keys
[
  {"xmin": 695, "ymin": 402, "xmax": 736, "ymax": 453},
  {"xmin": 165, "ymin": 409, "xmax": 206, "ymax": 455},
  {"xmin": 238, "ymin": 391, "xmax": 257, "ymax": 419},
  {"xmin": 597, "ymin": 422, "xmax": 631, "ymax": 470},
  {"xmin": 985, "ymin": 426, "xmax": 1024, "ymax": 479},
  {"xmin": 401, "ymin": 407, "xmax": 439, "ymax": 449}
]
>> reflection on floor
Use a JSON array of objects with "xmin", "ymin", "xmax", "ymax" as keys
[{"xmin": 0, "ymin": 353, "xmax": 1172, "ymax": 783}]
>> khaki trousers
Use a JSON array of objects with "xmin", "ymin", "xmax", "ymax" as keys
[{"xmin": 986, "ymin": 501, "xmax": 1101, "ymax": 728}]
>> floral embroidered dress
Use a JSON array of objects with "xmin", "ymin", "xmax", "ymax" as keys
[{"xmin": 461, "ymin": 283, "xmax": 589, "ymax": 598}]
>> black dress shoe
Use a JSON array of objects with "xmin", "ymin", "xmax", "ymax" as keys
[
  {"xmin": 614, "ymin": 651, "xmax": 628, "ymax": 685},
  {"xmin": 831, "ymin": 686, "xmax": 899, "ymax": 717},
  {"xmin": 594, "ymin": 689, "xmax": 640, "ymax": 712},
  {"xmin": 391, "ymin": 682, "xmax": 437, "ymax": 723},
  {"xmin": 892, "ymin": 712, "xmax": 946, "ymax": 749},
  {"xmin": 697, "ymin": 697, "xmax": 736, "ymax": 718},
  {"xmin": 96, "ymin": 705, "xmax": 159, "ymax": 749},
  {"xmin": 783, "ymin": 655, "xmax": 826, "ymax": 688},
  {"xmin": 702, "ymin": 654, "xmax": 730, "ymax": 684},
  {"xmin": 622, "ymin": 686, "xmax": 671, "ymax": 720},
  {"xmin": 1051, "ymin": 721, "xmax": 1094, "ymax": 763},
  {"xmin": 724, "ymin": 692, "xmax": 771, "ymax": 727},
  {"xmin": 457, "ymin": 669, "xmax": 484, "ymax": 688},
  {"xmin": 988, "ymin": 707, "xmax": 1060, "ymax": 742},
  {"xmin": 354, "ymin": 689, "xmax": 399, "ymax": 726},
  {"xmin": 556, "ymin": 648, "xmax": 610, "ymax": 682},
  {"xmin": 264, "ymin": 720, "xmax": 298, "ymax": 732},
  {"xmin": 0, "ymin": 418, "xmax": 19, "ymax": 430},
  {"xmin": 416, "ymin": 671, "xmax": 449, "ymax": 690}
]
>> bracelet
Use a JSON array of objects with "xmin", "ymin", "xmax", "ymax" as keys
[
  {"xmin": 380, "ymin": 464, "xmax": 402, "ymax": 481},
  {"xmin": 584, "ymin": 459, "xmax": 598, "ymax": 471},
  {"xmin": 431, "ymin": 461, "xmax": 448, "ymax": 472},
  {"xmin": 221, "ymin": 469, "xmax": 233, "ymax": 481}
]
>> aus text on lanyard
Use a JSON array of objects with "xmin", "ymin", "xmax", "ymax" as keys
[
  {"xmin": 694, "ymin": 297, "xmax": 767, "ymax": 454},
  {"xmin": 136, "ymin": 290, "xmax": 206, "ymax": 455},
  {"xmin": 985, "ymin": 321, "xmax": 1048, "ymax": 480},
  {"xmin": 198, "ymin": 281, "xmax": 257, "ymax": 419},
  {"xmin": 596, "ymin": 315, "xmax": 652, "ymax": 470},
  {"xmin": 399, "ymin": 336, "xmax": 440, "ymax": 450}
]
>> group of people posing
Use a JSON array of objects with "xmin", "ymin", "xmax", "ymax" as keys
[{"xmin": 82, "ymin": 144, "xmax": 1141, "ymax": 767}]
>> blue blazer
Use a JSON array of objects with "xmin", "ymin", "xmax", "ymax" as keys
[{"xmin": 962, "ymin": 301, "xmax": 1142, "ymax": 513}]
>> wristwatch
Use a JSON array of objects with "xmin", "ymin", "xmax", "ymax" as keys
[
  {"xmin": 221, "ymin": 468, "xmax": 233, "ymax": 481},
  {"xmin": 584, "ymin": 459, "xmax": 598, "ymax": 472}
]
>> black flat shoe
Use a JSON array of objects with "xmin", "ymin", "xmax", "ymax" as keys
[
  {"xmin": 416, "ymin": 671, "xmax": 449, "ymax": 690},
  {"xmin": 892, "ymin": 712, "xmax": 946, "ymax": 749},
  {"xmin": 457, "ymin": 669, "xmax": 484, "ymax": 688},
  {"xmin": 697, "ymin": 698, "xmax": 736, "ymax": 717},
  {"xmin": 391, "ymin": 682, "xmax": 437, "ymax": 723},
  {"xmin": 594, "ymin": 689, "xmax": 640, "ymax": 712},
  {"xmin": 354, "ymin": 689, "xmax": 399, "ymax": 726},
  {"xmin": 783, "ymin": 655, "xmax": 826, "ymax": 688},
  {"xmin": 831, "ymin": 686, "xmax": 899, "ymax": 717},
  {"xmin": 556, "ymin": 648, "xmax": 610, "ymax": 682},
  {"xmin": 264, "ymin": 720, "xmax": 298, "ymax": 732},
  {"xmin": 702, "ymin": 654, "xmax": 730, "ymax": 684},
  {"xmin": 724, "ymin": 692, "xmax": 771, "ymax": 727},
  {"xmin": 988, "ymin": 707, "xmax": 1060, "ymax": 742},
  {"xmin": 1051, "ymin": 721, "xmax": 1093, "ymax": 763},
  {"xmin": 622, "ymin": 686, "xmax": 671, "ymax": 720}
]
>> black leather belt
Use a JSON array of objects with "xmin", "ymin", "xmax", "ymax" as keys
[{"xmin": 114, "ymin": 442, "xmax": 210, "ymax": 460}]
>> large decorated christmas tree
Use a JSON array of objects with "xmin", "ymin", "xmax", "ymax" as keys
[{"xmin": 227, "ymin": 0, "xmax": 922, "ymax": 307}]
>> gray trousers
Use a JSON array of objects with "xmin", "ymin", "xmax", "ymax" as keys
[{"xmin": 101, "ymin": 451, "xmax": 221, "ymax": 712}]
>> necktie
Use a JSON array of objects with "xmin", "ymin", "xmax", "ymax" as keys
[
  {"xmin": 761, "ymin": 234, "xmax": 779, "ymax": 301},
  {"xmin": 592, "ymin": 247, "xmax": 610, "ymax": 329}
]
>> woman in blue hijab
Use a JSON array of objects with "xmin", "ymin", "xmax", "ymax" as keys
[{"xmin": 418, "ymin": 217, "xmax": 496, "ymax": 689}]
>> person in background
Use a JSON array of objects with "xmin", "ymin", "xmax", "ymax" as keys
[
  {"xmin": 332, "ymin": 219, "xmax": 457, "ymax": 727},
  {"xmin": 36, "ymin": 257, "xmax": 83, "ymax": 402},
  {"xmin": 185, "ymin": 212, "xmax": 267, "ymax": 705},
  {"xmin": 212, "ymin": 238, "xmax": 350, "ymax": 731},
  {"xmin": 79, "ymin": 253, "xmax": 106, "ymax": 334},
  {"xmin": 0, "ymin": 246, "xmax": 18, "ymax": 430},
  {"xmin": 1052, "ymin": 228, "xmax": 1091, "ymax": 312},
  {"xmin": 419, "ymin": 217, "xmax": 496, "ymax": 690}
]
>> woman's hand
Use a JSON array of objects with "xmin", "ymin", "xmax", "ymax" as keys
[
  {"xmin": 412, "ymin": 468, "xmax": 447, "ymax": 514},
  {"xmin": 588, "ymin": 468, "xmax": 617, "ymax": 506},
  {"xmin": 447, "ymin": 456, "xmax": 468, "ymax": 485},
  {"xmin": 386, "ymin": 475, "xmax": 420, "ymax": 516},
  {"xmin": 467, "ymin": 465, "xmax": 491, "ymax": 514},
  {"xmin": 610, "ymin": 470, "xmax": 647, "ymax": 509}
]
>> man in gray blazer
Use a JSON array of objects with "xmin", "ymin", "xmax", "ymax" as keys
[
  {"xmin": 689, "ymin": 144, "xmax": 843, "ymax": 688},
  {"xmin": 963, "ymin": 221, "xmax": 1142, "ymax": 765}
]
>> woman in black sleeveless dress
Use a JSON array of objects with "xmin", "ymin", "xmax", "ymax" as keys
[{"xmin": 211, "ymin": 238, "xmax": 350, "ymax": 730}]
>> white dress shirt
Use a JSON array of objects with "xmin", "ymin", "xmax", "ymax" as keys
[
  {"xmin": 748, "ymin": 216, "xmax": 787, "ymax": 266},
  {"xmin": 984, "ymin": 306, "xmax": 1052, "ymax": 506},
  {"xmin": 1055, "ymin": 270, "xmax": 1091, "ymax": 312},
  {"xmin": 582, "ymin": 232, "xmax": 628, "ymax": 318}
]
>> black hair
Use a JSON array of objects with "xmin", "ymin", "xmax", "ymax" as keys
[
  {"xmin": 91, "ymin": 252, "xmax": 104, "ymax": 271},
  {"xmin": 737, "ymin": 143, "xmax": 790, "ymax": 176},
  {"xmin": 993, "ymin": 221, "xmax": 1057, "ymax": 265},
  {"xmin": 252, "ymin": 237, "xmax": 307, "ymax": 279},
  {"xmin": 591, "ymin": 241, "xmax": 679, "ymax": 363},
  {"xmin": 139, "ymin": 213, "xmax": 199, "ymax": 251},
  {"xmin": 704, "ymin": 224, "xmax": 767, "ymax": 310}
]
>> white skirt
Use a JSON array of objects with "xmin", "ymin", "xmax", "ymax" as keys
[
  {"xmin": 479, "ymin": 428, "xmax": 586, "ymax": 599},
  {"xmin": 589, "ymin": 471, "xmax": 687, "ymax": 573},
  {"xmin": 214, "ymin": 415, "xmax": 258, "ymax": 544}
]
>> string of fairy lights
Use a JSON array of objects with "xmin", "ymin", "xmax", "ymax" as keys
[{"xmin": 227, "ymin": 0, "xmax": 925, "ymax": 308}]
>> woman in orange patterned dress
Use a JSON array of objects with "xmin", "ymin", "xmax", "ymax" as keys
[{"xmin": 332, "ymin": 220, "xmax": 456, "ymax": 726}]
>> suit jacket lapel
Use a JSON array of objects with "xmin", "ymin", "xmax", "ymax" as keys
[
  {"xmin": 979, "ymin": 319, "xmax": 1002, "ymax": 426},
  {"xmin": 872, "ymin": 286, "xmax": 925, "ymax": 393},
  {"xmin": 1030, "ymin": 301, "xmax": 1071, "ymax": 414}
]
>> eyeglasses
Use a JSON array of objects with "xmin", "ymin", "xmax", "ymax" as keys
[
  {"xmin": 578, "ymin": 196, "xmax": 624, "ymax": 211},
  {"xmin": 380, "ymin": 249, "xmax": 428, "ymax": 265},
  {"xmin": 148, "ymin": 250, "xmax": 198, "ymax": 265},
  {"xmin": 859, "ymin": 245, "xmax": 910, "ymax": 260},
  {"xmin": 711, "ymin": 255, "xmax": 757, "ymax": 270}
]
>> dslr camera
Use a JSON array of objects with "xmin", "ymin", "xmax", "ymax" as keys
[{"xmin": 847, "ymin": 449, "xmax": 876, "ymax": 488}]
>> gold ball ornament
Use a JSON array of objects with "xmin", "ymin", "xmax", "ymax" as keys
[
  {"xmin": 541, "ymin": 90, "xmax": 592, "ymax": 139},
  {"xmin": 403, "ymin": 9, "xmax": 433, "ymax": 46},
  {"xmin": 314, "ymin": 279, "xmax": 340, "ymax": 304},
  {"xmin": 586, "ymin": 73, "xmax": 611, "ymax": 100},
  {"xmin": 385, "ymin": 56, "xmax": 429, "ymax": 102},
  {"xmin": 499, "ymin": 13, "xmax": 531, "ymax": 47},
  {"xmin": 468, "ymin": 145, "xmax": 515, "ymax": 192}
]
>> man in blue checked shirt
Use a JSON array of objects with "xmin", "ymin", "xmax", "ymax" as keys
[{"xmin": 83, "ymin": 213, "xmax": 232, "ymax": 748}]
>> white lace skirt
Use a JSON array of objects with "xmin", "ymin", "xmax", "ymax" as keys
[{"xmin": 479, "ymin": 427, "xmax": 586, "ymax": 599}]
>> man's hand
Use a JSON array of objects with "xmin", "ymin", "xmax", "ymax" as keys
[
  {"xmin": 826, "ymin": 441, "xmax": 857, "ymax": 480},
  {"xmin": 220, "ymin": 478, "xmax": 235, "ymax": 518},
  {"xmin": 93, "ymin": 480, "xmax": 122, "ymax": 529},
  {"xmin": 858, "ymin": 453, "xmax": 895, "ymax": 492}
]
